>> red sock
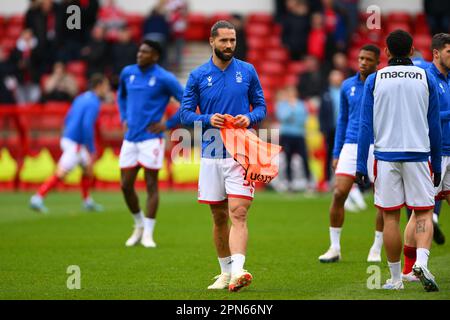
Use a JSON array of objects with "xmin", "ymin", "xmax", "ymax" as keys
[
  {"xmin": 403, "ymin": 245, "xmax": 417, "ymax": 274},
  {"xmin": 37, "ymin": 175, "xmax": 60, "ymax": 197},
  {"xmin": 81, "ymin": 175, "xmax": 91, "ymax": 200}
]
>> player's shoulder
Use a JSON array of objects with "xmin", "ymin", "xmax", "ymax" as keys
[
  {"xmin": 233, "ymin": 58, "xmax": 256, "ymax": 72},
  {"xmin": 190, "ymin": 60, "xmax": 213, "ymax": 79},
  {"xmin": 121, "ymin": 64, "xmax": 138, "ymax": 76},
  {"xmin": 154, "ymin": 64, "xmax": 179, "ymax": 82},
  {"xmin": 341, "ymin": 74, "xmax": 359, "ymax": 89}
]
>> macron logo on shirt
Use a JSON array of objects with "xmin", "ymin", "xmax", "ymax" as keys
[{"xmin": 380, "ymin": 71, "xmax": 423, "ymax": 80}]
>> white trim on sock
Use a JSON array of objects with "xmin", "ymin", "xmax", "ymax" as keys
[
  {"xmin": 416, "ymin": 248, "xmax": 430, "ymax": 268},
  {"xmin": 218, "ymin": 256, "xmax": 232, "ymax": 274},
  {"xmin": 372, "ymin": 231, "xmax": 383, "ymax": 252},
  {"xmin": 433, "ymin": 213, "xmax": 438, "ymax": 224},
  {"xmin": 143, "ymin": 217, "xmax": 156, "ymax": 237},
  {"xmin": 231, "ymin": 254, "xmax": 246, "ymax": 276},
  {"xmin": 330, "ymin": 227, "xmax": 342, "ymax": 251},
  {"xmin": 388, "ymin": 261, "xmax": 402, "ymax": 283},
  {"xmin": 132, "ymin": 211, "xmax": 144, "ymax": 228}
]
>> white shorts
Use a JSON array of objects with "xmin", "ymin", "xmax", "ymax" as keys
[
  {"xmin": 374, "ymin": 160, "xmax": 435, "ymax": 211},
  {"xmin": 198, "ymin": 158, "xmax": 255, "ymax": 204},
  {"xmin": 336, "ymin": 143, "xmax": 375, "ymax": 182},
  {"xmin": 58, "ymin": 137, "xmax": 91, "ymax": 172},
  {"xmin": 436, "ymin": 156, "xmax": 450, "ymax": 200},
  {"xmin": 119, "ymin": 138, "xmax": 165, "ymax": 170}
]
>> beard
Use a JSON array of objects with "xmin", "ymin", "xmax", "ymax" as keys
[{"xmin": 214, "ymin": 47, "xmax": 234, "ymax": 61}]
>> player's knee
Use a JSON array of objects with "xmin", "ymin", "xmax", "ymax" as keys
[
  {"xmin": 229, "ymin": 205, "xmax": 248, "ymax": 224},
  {"xmin": 333, "ymin": 187, "xmax": 348, "ymax": 202},
  {"xmin": 120, "ymin": 180, "xmax": 134, "ymax": 194}
]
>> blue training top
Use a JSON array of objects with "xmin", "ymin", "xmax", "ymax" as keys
[
  {"xmin": 180, "ymin": 58, "xmax": 266, "ymax": 158},
  {"xmin": 428, "ymin": 63, "xmax": 450, "ymax": 157},
  {"xmin": 333, "ymin": 72, "xmax": 373, "ymax": 159},
  {"xmin": 357, "ymin": 63, "xmax": 441, "ymax": 175},
  {"xmin": 63, "ymin": 91, "xmax": 101, "ymax": 153},
  {"xmin": 118, "ymin": 64, "xmax": 184, "ymax": 142}
]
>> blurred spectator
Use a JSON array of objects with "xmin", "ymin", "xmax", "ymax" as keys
[
  {"xmin": 297, "ymin": 55, "xmax": 326, "ymax": 99},
  {"xmin": 336, "ymin": 0, "xmax": 359, "ymax": 40},
  {"xmin": 57, "ymin": 0, "xmax": 90, "ymax": 62},
  {"xmin": 319, "ymin": 69, "xmax": 344, "ymax": 185},
  {"xmin": 80, "ymin": 0, "xmax": 101, "ymax": 41},
  {"xmin": 111, "ymin": 27, "xmax": 138, "ymax": 87},
  {"xmin": 308, "ymin": 12, "xmax": 327, "ymax": 60},
  {"xmin": 9, "ymin": 29, "xmax": 42, "ymax": 104},
  {"xmin": 0, "ymin": 47, "xmax": 17, "ymax": 104},
  {"xmin": 81, "ymin": 24, "xmax": 108, "ymax": 77},
  {"xmin": 97, "ymin": 0, "xmax": 127, "ymax": 41},
  {"xmin": 230, "ymin": 14, "xmax": 248, "ymax": 61},
  {"xmin": 42, "ymin": 61, "xmax": 78, "ymax": 102},
  {"xmin": 275, "ymin": 0, "xmax": 287, "ymax": 23},
  {"xmin": 424, "ymin": 0, "xmax": 450, "ymax": 35},
  {"xmin": 25, "ymin": 0, "xmax": 60, "ymax": 68},
  {"xmin": 281, "ymin": 0, "xmax": 311, "ymax": 60},
  {"xmin": 321, "ymin": 0, "xmax": 349, "ymax": 54},
  {"xmin": 276, "ymin": 85, "xmax": 313, "ymax": 190},
  {"xmin": 166, "ymin": 0, "xmax": 187, "ymax": 71},
  {"xmin": 143, "ymin": 1, "xmax": 170, "ymax": 65},
  {"xmin": 331, "ymin": 52, "xmax": 354, "ymax": 77}
]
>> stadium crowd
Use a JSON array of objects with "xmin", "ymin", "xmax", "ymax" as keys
[{"xmin": 0, "ymin": 0, "xmax": 445, "ymax": 193}]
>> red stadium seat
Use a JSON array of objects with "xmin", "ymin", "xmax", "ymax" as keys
[
  {"xmin": 283, "ymin": 74, "xmax": 299, "ymax": 86},
  {"xmin": 414, "ymin": 34, "xmax": 432, "ymax": 50},
  {"xmin": 8, "ymin": 15, "xmax": 24, "ymax": 27},
  {"xmin": 387, "ymin": 12, "xmax": 411, "ymax": 24},
  {"xmin": 6, "ymin": 25, "xmax": 23, "ymax": 40},
  {"xmin": 209, "ymin": 13, "xmax": 232, "ymax": 27},
  {"xmin": 66, "ymin": 61, "xmax": 87, "ymax": 77},
  {"xmin": 0, "ymin": 38, "xmax": 16, "ymax": 53},
  {"xmin": 125, "ymin": 14, "xmax": 144, "ymax": 28},
  {"xmin": 265, "ymin": 48, "xmax": 289, "ymax": 63},
  {"xmin": 128, "ymin": 24, "xmax": 142, "ymax": 43},
  {"xmin": 75, "ymin": 75, "xmax": 87, "ymax": 91},
  {"xmin": 186, "ymin": 13, "xmax": 207, "ymax": 41},
  {"xmin": 259, "ymin": 61, "xmax": 284, "ymax": 76},
  {"xmin": 247, "ymin": 37, "xmax": 265, "ymax": 50},
  {"xmin": 385, "ymin": 22, "xmax": 411, "ymax": 35},
  {"xmin": 286, "ymin": 61, "xmax": 306, "ymax": 75},
  {"xmin": 246, "ymin": 23, "xmax": 270, "ymax": 37},
  {"xmin": 258, "ymin": 74, "xmax": 279, "ymax": 91},
  {"xmin": 246, "ymin": 50, "xmax": 263, "ymax": 67},
  {"xmin": 267, "ymin": 36, "xmax": 282, "ymax": 48},
  {"xmin": 247, "ymin": 13, "xmax": 273, "ymax": 25}
]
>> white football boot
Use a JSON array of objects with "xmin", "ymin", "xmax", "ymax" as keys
[
  {"xmin": 125, "ymin": 227, "xmax": 144, "ymax": 247},
  {"xmin": 319, "ymin": 247, "xmax": 341, "ymax": 263},
  {"xmin": 207, "ymin": 273, "xmax": 231, "ymax": 290}
]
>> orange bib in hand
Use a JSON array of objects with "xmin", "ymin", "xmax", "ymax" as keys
[{"xmin": 220, "ymin": 115, "xmax": 282, "ymax": 184}]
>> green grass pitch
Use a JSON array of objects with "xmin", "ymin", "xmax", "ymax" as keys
[{"xmin": 0, "ymin": 191, "xmax": 449, "ymax": 300}]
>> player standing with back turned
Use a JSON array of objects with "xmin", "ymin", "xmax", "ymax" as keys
[{"xmin": 357, "ymin": 30, "xmax": 441, "ymax": 291}]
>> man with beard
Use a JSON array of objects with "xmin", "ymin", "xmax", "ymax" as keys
[
  {"xmin": 118, "ymin": 40, "xmax": 183, "ymax": 248},
  {"xmin": 180, "ymin": 21, "xmax": 266, "ymax": 292},
  {"xmin": 402, "ymin": 33, "xmax": 450, "ymax": 284}
]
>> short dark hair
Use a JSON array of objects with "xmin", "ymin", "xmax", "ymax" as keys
[
  {"xmin": 386, "ymin": 30, "xmax": 413, "ymax": 57},
  {"xmin": 361, "ymin": 44, "xmax": 380, "ymax": 59},
  {"xmin": 89, "ymin": 73, "xmax": 107, "ymax": 89},
  {"xmin": 210, "ymin": 20, "xmax": 235, "ymax": 38},
  {"xmin": 431, "ymin": 33, "xmax": 450, "ymax": 51},
  {"xmin": 141, "ymin": 39, "xmax": 162, "ymax": 57}
]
